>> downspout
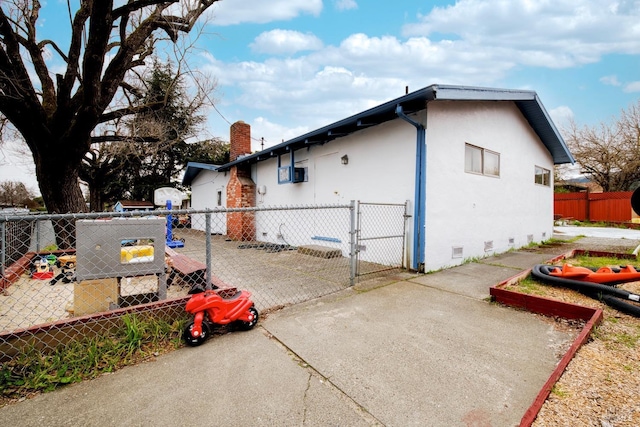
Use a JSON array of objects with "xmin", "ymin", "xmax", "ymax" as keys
[{"xmin": 395, "ymin": 104, "xmax": 426, "ymax": 272}]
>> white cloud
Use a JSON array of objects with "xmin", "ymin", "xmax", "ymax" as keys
[
  {"xmin": 200, "ymin": 0, "xmax": 640, "ymax": 140},
  {"xmin": 549, "ymin": 105, "xmax": 574, "ymax": 130},
  {"xmin": 334, "ymin": 0, "xmax": 358, "ymax": 11},
  {"xmin": 623, "ymin": 81, "xmax": 640, "ymax": 93},
  {"xmin": 200, "ymin": 29, "xmax": 519, "ymax": 132},
  {"xmin": 251, "ymin": 30, "xmax": 323, "ymax": 55},
  {"xmin": 402, "ymin": 0, "xmax": 640, "ymax": 68},
  {"xmin": 209, "ymin": 0, "xmax": 322, "ymax": 25},
  {"xmin": 250, "ymin": 117, "xmax": 310, "ymax": 151},
  {"xmin": 600, "ymin": 75, "xmax": 621, "ymax": 86}
]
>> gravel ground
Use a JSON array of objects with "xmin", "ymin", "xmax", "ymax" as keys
[{"xmin": 518, "ymin": 234, "xmax": 640, "ymax": 427}]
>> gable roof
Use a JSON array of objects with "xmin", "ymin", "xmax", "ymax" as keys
[
  {"xmin": 114, "ymin": 200, "xmax": 155, "ymax": 211},
  {"xmin": 189, "ymin": 84, "xmax": 573, "ymax": 180},
  {"xmin": 182, "ymin": 162, "xmax": 222, "ymax": 186}
]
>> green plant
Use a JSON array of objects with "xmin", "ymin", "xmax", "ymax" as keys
[
  {"xmin": 551, "ymin": 384, "xmax": 569, "ymax": 398},
  {"xmin": 572, "ymin": 254, "xmax": 637, "ymax": 267},
  {"xmin": 506, "ymin": 276, "xmax": 548, "ymax": 296},
  {"xmin": 610, "ymin": 332, "xmax": 640, "ymax": 348},
  {"xmin": 0, "ymin": 315, "xmax": 187, "ymax": 401}
]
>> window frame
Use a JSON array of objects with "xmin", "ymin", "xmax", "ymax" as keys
[
  {"xmin": 534, "ymin": 165, "xmax": 551, "ymax": 186},
  {"xmin": 465, "ymin": 143, "xmax": 500, "ymax": 178}
]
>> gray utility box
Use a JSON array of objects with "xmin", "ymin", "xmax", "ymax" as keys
[{"xmin": 76, "ymin": 218, "xmax": 167, "ymax": 298}]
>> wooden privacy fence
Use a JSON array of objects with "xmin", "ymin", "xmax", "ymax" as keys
[{"xmin": 554, "ymin": 191, "xmax": 635, "ymax": 222}]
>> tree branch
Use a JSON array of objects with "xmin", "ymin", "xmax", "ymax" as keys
[
  {"xmin": 90, "ymin": 134, "xmax": 160, "ymax": 144},
  {"xmin": 98, "ymin": 100, "xmax": 166, "ymax": 124}
]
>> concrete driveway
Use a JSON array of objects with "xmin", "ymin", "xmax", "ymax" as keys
[{"xmin": 0, "ymin": 248, "xmax": 581, "ymax": 426}]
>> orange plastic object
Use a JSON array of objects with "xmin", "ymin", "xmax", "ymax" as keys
[{"xmin": 549, "ymin": 264, "xmax": 640, "ymax": 284}]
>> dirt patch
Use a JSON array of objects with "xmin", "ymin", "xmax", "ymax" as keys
[{"xmin": 0, "ymin": 269, "xmax": 189, "ymax": 333}]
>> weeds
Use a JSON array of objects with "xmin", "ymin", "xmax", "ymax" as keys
[
  {"xmin": 0, "ymin": 315, "xmax": 187, "ymax": 400},
  {"xmin": 505, "ymin": 276, "xmax": 548, "ymax": 296},
  {"xmin": 572, "ymin": 253, "xmax": 638, "ymax": 267},
  {"xmin": 551, "ymin": 384, "xmax": 569, "ymax": 398},
  {"xmin": 610, "ymin": 331, "xmax": 640, "ymax": 348}
]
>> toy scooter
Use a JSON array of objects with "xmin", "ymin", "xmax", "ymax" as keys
[{"xmin": 182, "ymin": 287, "xmax": 258, "ymax": 346}]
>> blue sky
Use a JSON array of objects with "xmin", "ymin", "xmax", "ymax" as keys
[
  {"xmin": 194, "ymin": 0, "xmax": 640, "ymax": 153},
  {"xmin": 2, "ymin": 0, "xmax": 640, "ymax": 193}
]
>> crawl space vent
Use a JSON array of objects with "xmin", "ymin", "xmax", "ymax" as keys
[
  {"xmin": 484, "ymin": 241, "xmax": 493, "ymax": 252},
  {"xmin": 452, "ymin": 246, "xmax": 464, "ymax": 259},
  {"xmin": 527, "ymin": 234, "xmax": 534, "ymax": 244},
  {"xmin": 542, "ymin": 232, "xmax": 547, "ymax": 239},
  {"xmin": 508, "ymin": 237, "xmax": 515, "ymax": 246}
]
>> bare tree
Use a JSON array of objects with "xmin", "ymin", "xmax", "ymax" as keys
[
  {"xmin": 563, "ymin": 100, "xmax": 640, "ymax": 192},
  {"xmin": 0, "ymin": 180, "xmax": 33, "ymax": 207},
  {"xmin": 80, "ymin": 59, "xmax": 214, "ymax": 211},
  {"xmin": 0, "ymin": 0, "xmax": 220, "ymax": 246}
]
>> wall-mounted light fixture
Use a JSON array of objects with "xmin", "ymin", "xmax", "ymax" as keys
[{"xmin": 341, "ymin": 155, "xmax": 349, "ymax": 165}]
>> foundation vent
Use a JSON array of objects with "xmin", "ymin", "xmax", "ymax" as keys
[
  {"xmin": 452, "ymin": 246, "xmax": 464, "ymax": 259},
  {"xmin": 508, "ymin": 237, "xmax": 515, "ymax": 246},
  {"xmin": 542, "ymin": 232, "xmax": 547, "ymax": 239},
  {"xmin": 527, "ymin": 234, "xmax": 534, "ymax": 244},
  {"xmin": 484, "ymin": 241, "xmax": 494, "ymax": 252}
]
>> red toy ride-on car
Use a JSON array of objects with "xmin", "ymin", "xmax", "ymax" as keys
[{"xmin": 182, "ymin": 287, "xmax": 258, "ymax": 346}]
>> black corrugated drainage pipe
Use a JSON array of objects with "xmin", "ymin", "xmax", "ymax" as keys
[{"xmin": 532, "ymin": 264, "xmax": 640, "ymax": 317}]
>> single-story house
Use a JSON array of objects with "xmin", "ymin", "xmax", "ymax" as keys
[
  {"xmin": 183, "ymin": 84, "xmax": 574, "ymax": 272},
  {"xmin": 113, "ymin": 200, "xmax": 155, "ymax": 212}
]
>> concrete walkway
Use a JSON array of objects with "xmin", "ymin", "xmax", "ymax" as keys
[
  {"xmin": 0, "ymin": 238, "xmax": 628, "ymax": 426},
  {"xmin": 555, "ymin": 225, "xmax": 640, "ymax": 240}
]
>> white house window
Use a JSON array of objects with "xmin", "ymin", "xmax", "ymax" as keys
[
  {"xmin": 535, "ymin": 166, "xmax": 551, "ymax": 186},
  {"xmin": 465, "ymin": 143, "xmax": 500, "ymax": 177}
]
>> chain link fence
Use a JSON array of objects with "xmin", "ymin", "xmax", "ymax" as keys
[{"xmin": 0, "ymin": 202, "xmax": 407, "ymax": 361}]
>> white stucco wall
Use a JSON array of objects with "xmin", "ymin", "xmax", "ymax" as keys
[
  {"xmin": 251, "ymin": 119, "xmax": 419, "ymax": 263},
  {"xmin": 189, "ymin": 169, "xmax": 230, "ymax": 234},
  {"xmin": 424, "ymin": 101, "xmax": 555, "ymax": 271},
  {"xmin": 252, "ymin": 120, "xmax": 417, "ymax": 206},
  {"xmin": 188, "ymin": 100, "xmax": 557, "ymax": 272}
]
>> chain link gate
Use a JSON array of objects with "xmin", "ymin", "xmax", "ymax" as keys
[
  {"xmin": 353, "ymin": 201, "xmax": 409, "ymax": 282},
  {"xmin": 0, "ymin": 203, "xmax": 408, "ymax": 362}
]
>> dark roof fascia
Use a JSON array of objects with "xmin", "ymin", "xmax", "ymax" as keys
[
  {"xmin": 182, "ymin": 162, "xmax": 222, "ymax": 186},
  {"xmin": 215, "ymin": 84, "xmax": 573, "ymax": 172},
  {"xmin": 117, "ymin": 200, "xmax": 154, "ymax": 208},
  {"xmin": 430, "ymin": 85, "xmax": 573, "ymax": 164},
  {"xmin": 216, "ymin": 86, "xmax": 438, "ymax": 172}
]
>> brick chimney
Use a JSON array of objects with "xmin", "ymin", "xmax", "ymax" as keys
[
  {"xmin": 227, "ymin": 121, "xmax": 256, "ymax": 241},
  {"xmin": 230, "ymin": 121, "xmax": 251, "ymax": 161}
]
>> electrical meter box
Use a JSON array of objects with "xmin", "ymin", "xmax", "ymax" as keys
[{"xmin": 76, "ymin": 217, "xmax": 166, "ymax": 282}]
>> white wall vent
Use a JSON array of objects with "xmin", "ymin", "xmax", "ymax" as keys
[
  {"xmin": 484, "ymin": 241, "xmax": 494, "ymax": 252},
  {"xmin": 452, "ymin": 246, "xmax": 464, "ymax": 259},
  {"xmin": 542, "ymin": 232, "xmax": 547, "ymax": 239},
  {"xmin": 508, "ymin": 237, "xmax": 515, "ymax": 246},
  {"xmin": 527, "ymin": 234, "xmax": 534, "ymax": 244}
]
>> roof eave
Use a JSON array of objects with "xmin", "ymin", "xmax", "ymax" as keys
[
  {"xmin": 215, "ymin": 84, "xmax": 574, "ymax": 170},
  {"xmin": 182, "ymin": 162, "xmax": 222, "ymax": 186}
]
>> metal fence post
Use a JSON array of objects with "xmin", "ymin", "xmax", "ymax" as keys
[
  {"xmin": 205, "ymin": 211, "xmax": 212, "ymax": 290},
  {"xmin": 349, "ymin": 200, "xmax": 357, "ymax": 286},
  {"xmin": 0, "ymin": 221, "xmax": 5, "ymax": 278},
  {"xmin": 403, "ymin": 200, "xmax": 410, "ymax": 269},
  {"xmin": 35, "ymin": 220, "xmax": 40, "ymax": 252}
]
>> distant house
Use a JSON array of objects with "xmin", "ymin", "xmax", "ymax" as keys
[
  {"xmin": 183, "ymin": 84, "xmax": 573, "ymax": 272},
  {"xmin": 113, "ymin": 200, "xmax": 155, "ymax": 212},
  {"xmin": 555, "ymin": 177, "xmax": 603, "ymax": 193}
]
